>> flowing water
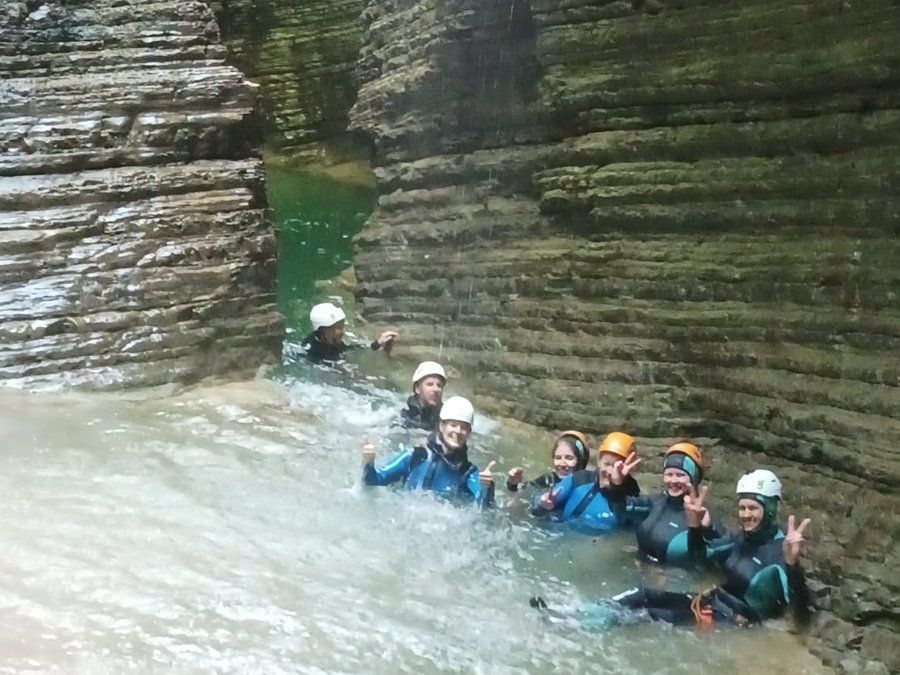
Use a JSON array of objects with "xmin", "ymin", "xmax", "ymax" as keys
[
  {"xmin": 0, "ymin": 374, "xmax": 827, "ymax": 674},
  {"xmin": 0, "ymin": 170, "xmax": 827, "ymax": 673}
]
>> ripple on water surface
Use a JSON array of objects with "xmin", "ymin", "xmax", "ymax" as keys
[{"xmin": 0, "ymin": 381, "xmax": 827, "ymax": 673}]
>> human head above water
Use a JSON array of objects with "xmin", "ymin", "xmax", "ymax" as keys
[
  {"xmin": 552, "ymin": 431, "xmax": 589, "ymax": 478},
  {"xmin": 310, "ymin": 302, "xmax": 346, "ymax": 344},
  {"xmin": 663, "ymin": 442, "xmax": 704, "ymax": 494},
  {"xmin": 596, "ymin": 432, "xmax": 636, "ymax": 486},
  {"xmin": 438, "ymin": 396, "xmax": 474, "ymax": 452},
  {"xmin": 736, "ymin": 469, "xmax": 782, "ymax": 537},
  {"xmin": 412, "ymin": 361, "xmax": 446, "ymax": 408}
]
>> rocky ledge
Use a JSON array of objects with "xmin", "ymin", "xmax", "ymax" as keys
[
  {"xmin": 0, "ymin": 0, "xmax": 282, "ymax": 389},
  {"xmin": 349, "ymin": 1, "xmax": 900, "ymax": 671}
]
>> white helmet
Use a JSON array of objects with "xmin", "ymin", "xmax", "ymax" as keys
[
  {"xmin": 309, "ymin": 302, "xmax": 346, "ymax": 331},
  {"xmin": 412, "ymin": 361, "xmax": 446, "ymax": 388},
  {"xmin": 439, "ymin": 396, "xmax": 474, "ymax": 425},
  {"xmin": 736, "ymin": 469, "xmax": 782, "ymax": 499}
]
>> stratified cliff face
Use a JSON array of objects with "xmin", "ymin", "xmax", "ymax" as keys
[
  {"xmin": 0, "ymin": 0, "xmax": 281, "ymax": 389},
  {"xmin": 213, "ymin": 0, "xmax": 369, "ymax": 164},
  {"xmin": 349, "ymin": 1, "xmax": 899, "ymax": 670}
]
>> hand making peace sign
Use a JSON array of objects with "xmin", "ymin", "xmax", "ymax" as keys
[
  {"xmin": 610, "ymin": 452, "xmax": 642, "ymax": 486},
  {"xmin": 683, "ymin": 484, "xmax": 709, "ymax": 529},
  {"xmin": 782, "ymin": 514, "xmax": 811, "ymax": 567}
]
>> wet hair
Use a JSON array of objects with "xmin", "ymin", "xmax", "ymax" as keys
[{"xmin": 553, "ymin": 436, "xmax": 588, "ymax": 472}]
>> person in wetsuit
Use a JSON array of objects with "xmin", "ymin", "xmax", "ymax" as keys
[
  {"xmin": 531, "ymin": 432, "xmax": 640, "ymax": 532},
  {"xmin": 598, "ymin": 469, "xmax": 812, "ymax": 628},
  {"xmin": 607, "ymin": 442, "xmax": 721, "ymax": 566},
  {"xmin": 506, "ymin": 430, "xmax": 590, "ymax": 492},
  {"xmin": 395, "ymin": 361, "xmax": 446, "ymax": 431},
  {"xmin": 362, "ymin": 396, "xmax": 495, "ymax": 508},
  {"xmin": 302, "ymin": 302, "xmax": 397, "ymax": 363}
]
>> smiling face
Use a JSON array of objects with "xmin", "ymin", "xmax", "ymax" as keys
[
  {"xmin": 552, "ymin": 441, "xmax": 579, "ymax": 479},
  {"xmin": 414, "ymin": 375, "xmax": 445, "ymax": 408},
  {"xmin": 596, "ymin": 453, "xmax": 619, "ymax": 487},
  {"xmin": 439, "ymin": 419, "xmax": 471, "ymax": 451},
  {"xmin": 320, "ymin": 320, "xmax": 345, "ymax": 344},
  {"xmin": 663, "ymin": 467, "xmax": 691, "ymax": 497},
  {"xmin": 738, "ymin": 498, "xmax": 764, "ymax": 532}
]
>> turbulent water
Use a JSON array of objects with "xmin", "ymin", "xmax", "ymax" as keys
[{"xmin": 0, "ymin": 359, "xmax": 827, "ymax": 674}]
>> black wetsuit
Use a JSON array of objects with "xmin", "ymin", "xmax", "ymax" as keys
[
  {"xmin": 608, "ymin": 490, "xmax": 721, "ymax": 566},
  {"xmin": 302, "ymin": 331, "xmax": 380, "ymax": 363},
  {"xmin": 395, "ymin": 395, "xmax": 441, "ymax": 432},
  {"xmin": 611, "ymin": 524, "xmax": 810, "ymax": 626}
]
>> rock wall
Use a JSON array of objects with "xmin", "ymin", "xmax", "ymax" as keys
[
  {"xmin": 349, "ymin": 0, "xmax": 900, "ymax": 670},
  {"xmin": 0, "ymin": 0, "xmax": 282, "ymax": 389},
  {"xmin": 212, "ymin": 0, "xmax": 369, "ymax": 165}
]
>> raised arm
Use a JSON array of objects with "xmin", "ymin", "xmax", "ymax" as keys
[
  {"xmin": 783, "ymin": 515, "xmax": 813, "ymax": 628},
  {"xmin": 684, "ymin": 485, "xmax": 736, "ymax": 564},
  {"xmin": 607, "ymin": 453, "xmax": 648, "ymax": 524},
  {"xmin": 362, "ymin": 445, "xmax": 414, "ymax": 486}
]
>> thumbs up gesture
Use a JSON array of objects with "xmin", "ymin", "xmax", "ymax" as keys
[{"xmin": 479, "ymin": 461, "xmax": 496, "ymax": 487}]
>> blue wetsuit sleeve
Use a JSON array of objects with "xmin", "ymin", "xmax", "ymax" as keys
[
  {"xmin": 363, "ymin": 450, "xmax": 413, "ymax": 486},
  {"xmin": 531, "ymin": 473, "xmax": 573, "ymax": 516}
]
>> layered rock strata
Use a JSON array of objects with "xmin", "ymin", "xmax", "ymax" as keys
[
  {"xmin": 0, "ymin": 0, "xmax": 282, "ymax": 389},
  {"xmin": 349, "ymin": 1, "xmax": 900, "ymax": 670},
  {"xmin": 213, "ymin": 0, "xmax": 369, "ymax": 164}
]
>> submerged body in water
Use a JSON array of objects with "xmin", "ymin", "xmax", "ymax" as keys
[{"xmin": 0, "ymin": 379, "xmax": 825, "ymax": 673}]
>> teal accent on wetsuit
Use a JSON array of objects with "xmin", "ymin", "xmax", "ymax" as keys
[
  {"xmin": 689, "ymin": 526, "xmax": 806, "ymax": 621},
  {"xmin": 363, "ymin": 432, "xmax": 493, "ymax": 508},
  {"xmin": 609, "ymin": 490, "xmax": 721, "ymax": 566}
]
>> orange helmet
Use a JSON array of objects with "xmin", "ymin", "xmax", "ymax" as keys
[
  {"xmin": 665, "ymin": 442, "xmax": 703, "ymax": 468},
  {"xmin": 597, "ymin": 432, "xmax": 635, "ymax": 459},
  {"xmin": 556, "ymin": 430, "xmax": 589, "ymax": 470}
]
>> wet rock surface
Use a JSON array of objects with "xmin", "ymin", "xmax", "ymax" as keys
[
  {"xmin": 348, "ymin": 0, "xmax": 899, "ymax": 669},
  {"xmin": 212, "ymin": 0, "xmax": 370, "ymax": 165},
  {"xmin": 0, "ymin": 0, "xmax": 281, "ymax": 389}
]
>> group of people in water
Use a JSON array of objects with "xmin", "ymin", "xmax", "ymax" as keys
[{"xmin": 303, "ymin": 302, "xmax": 813, "ymax": 631}]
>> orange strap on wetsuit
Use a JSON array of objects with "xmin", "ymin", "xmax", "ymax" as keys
[{"xmin": 690, "ymin": 589, "xmax": 715, "ymax": 629}]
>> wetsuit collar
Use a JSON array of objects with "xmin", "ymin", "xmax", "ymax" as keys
[
  {"xmin": 665, "ymin": 492, "xmax": 685, "ymax": 509},
  {"xmin": 406, "ymin": 394, "xmax": 440, "ymax": 429}
]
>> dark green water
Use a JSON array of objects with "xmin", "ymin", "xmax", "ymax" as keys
[{"xmin": 266, "ymin": 166, "xmax": 375, "ymax": 334}]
